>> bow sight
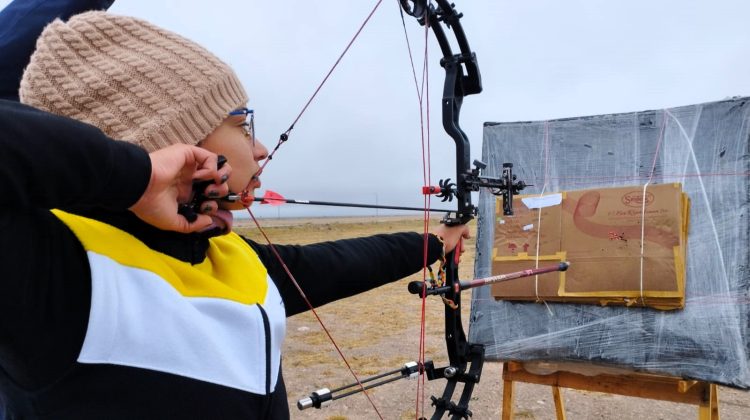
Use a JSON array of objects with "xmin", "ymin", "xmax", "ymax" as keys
[{"xmin": 425, "ymin": 160, "xmax": 528, "ymax": 225}]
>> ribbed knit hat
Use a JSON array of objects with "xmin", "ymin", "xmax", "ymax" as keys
[{"xmin": 19, "ymin": 11, "xmax": 248, "ymax": 152}]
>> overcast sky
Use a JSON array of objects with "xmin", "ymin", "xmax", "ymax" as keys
[{"xmin": 6, "ymin": 0, "xmax": 750, "ymax": 218}]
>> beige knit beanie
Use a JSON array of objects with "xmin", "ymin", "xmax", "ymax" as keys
[{"xmin": 19, "ymin": 11, "xmax": 248, "ymax": 152}]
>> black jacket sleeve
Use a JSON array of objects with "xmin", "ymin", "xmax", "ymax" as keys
[
  {"xmin": 0, "ymin": 100, "xmax": 150, "ymax": 389},
  {"xmin": 247, "ymin": 233, "xmax": 443, "ymax": 316},
  {"xmin": 0, "ymin": 100, "xmax": 150, "ymax": 210}
]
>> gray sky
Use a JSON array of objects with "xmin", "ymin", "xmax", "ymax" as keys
[{"xmin": 6, "ymin": 0, "xmax": 750, "ymax": 218}]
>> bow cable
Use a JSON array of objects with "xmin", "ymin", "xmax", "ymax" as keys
[
  {"xmin": 241, "ymin": 1, "xmax": 521, "ymax": 418},
  {"xmin": 245, "ymin": 208, "xmax": 384, "ymax": 418},
  {"xmin": 398, "ymin": 1, "xmax": 435, "ymax": 416},
  {"xmin": 260, "ymin": 0, "xmax": 385, "ymax": 173},
  {"xmin": 244, "ymin": 1, "xmax": 388, "ymax": 417}
]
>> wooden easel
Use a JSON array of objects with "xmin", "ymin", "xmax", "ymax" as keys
[{"xmin": 501, "ymin": 361, "xmax": 720, "ymax": 420}]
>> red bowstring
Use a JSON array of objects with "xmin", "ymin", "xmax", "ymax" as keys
[
  {"xmin": 246, "ymin": 208, "xmax": 384, "ymax": 419},
  {"xmin": 398, "ymin": 3, "xmax": 426, "ymax": 103},
  {"xmin": 419, "ymin": 21, "xmax": 432, "ymax": 419},
  {"xmin": 245, "ymin": 1, "xmax": 387, "ymax": 418},
  {"xmin": 260, "ymin": 0, "xmax": 385, "ymax": 174},
  {"xmin": 399, "ymin": 1, "xmax": 433, "ymax": 416}
]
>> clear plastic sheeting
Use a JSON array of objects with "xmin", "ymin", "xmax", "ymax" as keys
[{"xmin": 470, "ymin": 97, "xmax": 750, "ymax": 389}]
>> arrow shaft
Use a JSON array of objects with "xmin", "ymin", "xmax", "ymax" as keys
[{"xmin": 255, "ymin": 197, "xmax": 452, "ymax": 213}]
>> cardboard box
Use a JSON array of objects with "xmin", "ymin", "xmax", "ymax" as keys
[{"xmin": 491, "ymin": 183, "xmax": 689, "ymax": 310}]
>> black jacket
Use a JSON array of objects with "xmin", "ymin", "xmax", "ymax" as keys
[{"xmin": 0, "ymin": 100, "xmax": 442, "ymax": 419}]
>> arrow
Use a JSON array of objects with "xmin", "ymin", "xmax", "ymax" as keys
[{"xmin": 234, "ymin": 190, "xmax": 455, "ymax": 214}]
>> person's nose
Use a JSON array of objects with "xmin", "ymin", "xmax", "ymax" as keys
[{"xmin": 254, "ymin": 138, "xmax": 269, "ymax": 161}]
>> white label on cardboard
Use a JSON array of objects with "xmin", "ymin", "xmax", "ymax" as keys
[
  {"xmin": 522, "ymin": 224, "xmax": 534, "ymax": 231},
  {"xmin": 522, "ymin": 193, "xmax": 562, "ymax": 209}
]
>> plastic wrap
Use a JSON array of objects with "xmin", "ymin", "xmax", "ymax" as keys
[{"xmin": 470, "ymin": 97, "xmax": 750, "ymax": 388}]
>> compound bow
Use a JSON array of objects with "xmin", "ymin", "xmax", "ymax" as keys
[{"xmin": 294, "ymin": 1, "xmax": 537, "ymax": 418}]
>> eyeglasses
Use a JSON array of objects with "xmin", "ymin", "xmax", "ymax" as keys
[{"xmin": 229, "ymin": 108, "xmax": 255, "ymax": 145}]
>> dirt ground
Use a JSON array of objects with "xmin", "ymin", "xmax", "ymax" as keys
[{"xmin": 237, "ymin": 216, "xmax": 749, "ymax": 420}]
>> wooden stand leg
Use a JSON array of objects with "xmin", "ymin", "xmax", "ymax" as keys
[
  {"xmin": 711, "ymin": 384, "xmax": 720, "ymax": 420},
  {"xmin": 502, "ymin": 362, "xmax": 515, "ymax": 420},
  {"xmin": 698, "ymin": 383, "xmax": 720, "ymax": 420},
  {"xmin": 552, "ymin": 385, "xmax": 566, "ymax": 420},
  {"xmin": 698, "ymin": 382, "xmax": 721, "ymax": 420}
]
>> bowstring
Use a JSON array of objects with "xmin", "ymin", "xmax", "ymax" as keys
[
  {"xmin": 419, "ymin": 20, "xmax": 432, "ymax": 420},
  {"xmin": 260, "ymin": 0, "xmax": 385, "ymax": 173},
  {"xmin": 248, "ymin": 1, "xmax": 387, "ymax": 418},
  {"xmin": 397, "ymin": 1, "xmax": 433, "ymax": 417},
  {"xmin": 250, "ymin": 0, "xmax": 450, "ymax": 417},
  {"xmin": 246, "ymin": 209, "xmax": 384, "ymax": 419}
]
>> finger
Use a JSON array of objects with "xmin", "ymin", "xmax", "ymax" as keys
[
  {"xmin": 174, "ymin": 213, "xmax": 214, "ymax": 233},
  {"xmin": 199, "ymin": 200, "xmax": 218, "ymax": 215},
  {"xmin": 203, "ymin": 182, "xmax": 230, "ymax": 199},
  {"xmin": 191, "ymin": 148, "xmax": 220, "ymax": 181},
  {"xmin": 194, "ymin": 157, "xmax": 231, "ymax": 187},
  {"xmin": 191, "ymin": 145, "xmax": 218, "ymax": 168},
  {"xmin": 195, "ymin": 162, "xmax": 231, "ymax": 192},
  {"xmin": 192, "ymin": 164, "xmax": 218, "ymax": 183},
  {"xmin": 218, "ymin": 162, "xmax": 232, "ymax": 184}
]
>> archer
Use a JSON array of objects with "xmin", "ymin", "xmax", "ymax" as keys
[{"xmin": 0, "ymin": 2, "xmax": 469, "ymax": 418}]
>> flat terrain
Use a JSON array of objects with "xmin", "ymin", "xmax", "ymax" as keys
[{"xmin": 237, "ymin": 216, "xmax": 749, "ymax": 420}]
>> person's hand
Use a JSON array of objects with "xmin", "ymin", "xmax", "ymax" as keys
[
  {"xmin": 433, "ymin": 223, "xmax": 471, "ymax": 254},
  {"xmin": 129, "ymin": 144, "xmax": 230, "ymax": 232}
]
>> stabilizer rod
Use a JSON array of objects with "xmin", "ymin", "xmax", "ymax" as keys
[{"xmin": 408, "ymin": 262, "xmax": 569, "ymax": 297}]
